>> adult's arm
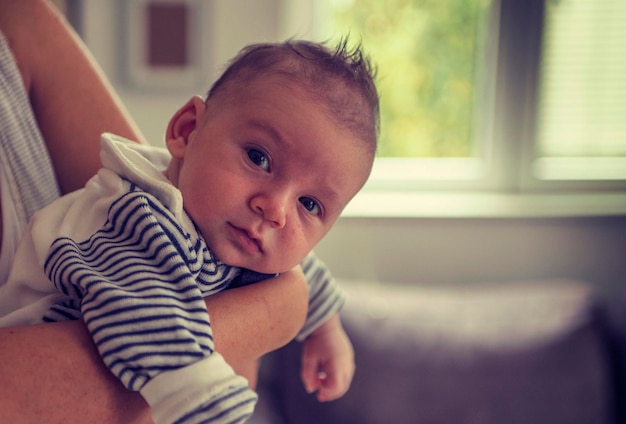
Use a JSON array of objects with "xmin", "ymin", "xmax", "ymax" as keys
[
  {"xmin": 0, "ymin": 1, "xmax": 309, "ymax": 422},
  {"xmin": 0, "ymin": 269, "xmax": 308, "ymax": 424}
]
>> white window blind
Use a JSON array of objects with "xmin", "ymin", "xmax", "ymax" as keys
[{"xmin": 534, "ymin": 0, "xmax": 626, "ymax": 181}]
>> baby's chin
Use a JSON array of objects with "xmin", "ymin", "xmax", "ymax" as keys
[
  {"xmin": 243, "ymin": 262, "xmax": 294, "ymax": 275},
  {"xmin": 240, "ymin": 258, "xmax": 301, "ymax": 275},
  {"xmin": 217, "ymin": 252, "xmax": 293, "ymax": 275}
]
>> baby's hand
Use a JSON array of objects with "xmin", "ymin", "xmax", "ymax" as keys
[{"xmin": 300, "ymin": 314, "xmax": 355, "ymax": 402}]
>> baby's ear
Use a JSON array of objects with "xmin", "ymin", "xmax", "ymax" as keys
[{"xmin": 165, "ymin": 96, "xmax": 206, "ymax": 158}]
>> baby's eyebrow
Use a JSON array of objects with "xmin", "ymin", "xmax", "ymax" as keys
[
  {"xmin": 315, "ymin": 183, "xmax": 341, "ymax": 210},
  {"xmin": 246, "ymin": 119, "xmax": 288, "ymax": 147}
]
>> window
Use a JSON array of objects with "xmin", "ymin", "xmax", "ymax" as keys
[
  {"xmin": 318, "ymin": 0, "xmax": 489, "ymax": 161},
  {"xmin": 530, "ymin": 0, "xmax": 626, "ymax": 189},
  {"xmin": 287, "ymin": 0, "xmax": 626, "ymax": 206},
  {"xmin": 313, "ymin": 0, "xmax": 493, "ymax": 191}
]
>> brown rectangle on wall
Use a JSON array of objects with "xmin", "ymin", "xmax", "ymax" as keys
[{"xmin": 147, "ymin": 2, "xmax": 188, "ymax": 67}]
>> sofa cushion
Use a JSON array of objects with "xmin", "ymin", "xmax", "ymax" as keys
[{"xmin": 254, "ymin": 279, "xmax": 614, "ymax": 424}]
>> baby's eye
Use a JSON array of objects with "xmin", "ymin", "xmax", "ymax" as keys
[
  {"xmin": 299, "ymin": 196, "xmax": 321, "ymax": 216},
  {"xmin": 247, "ymin": 148, "xmax": 270, "ymax": 172}
]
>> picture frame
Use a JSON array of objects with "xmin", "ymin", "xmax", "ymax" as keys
[{"xmin": 122, "ymin": 0, "xmax": 208, "ymax": 90}]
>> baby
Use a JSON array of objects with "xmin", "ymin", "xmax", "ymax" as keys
[{"xmin": 0, "ymin": 39, "xmax": 378, "ymax": 423}]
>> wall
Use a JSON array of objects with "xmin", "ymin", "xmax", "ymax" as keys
[{"xmin": 317, "ymin": 216, "xmax": 626, "ymax": 322}]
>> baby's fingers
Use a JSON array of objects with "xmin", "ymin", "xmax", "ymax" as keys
[
  {"xmin": 316, "ymin": 370, "xmax": 350, "ymax": 402},
  {"xmin": 300, "ymin": 356, "xmax": 322, "ymax": 394}
]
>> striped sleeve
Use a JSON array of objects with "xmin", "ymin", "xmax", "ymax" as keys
[
  {"xmin": 296, "ymin": 251, "xmax": 346, "ymax": 341},
  {"xmin": 44, "ymin": 187, "xmax": 255, "ymax": 424}
]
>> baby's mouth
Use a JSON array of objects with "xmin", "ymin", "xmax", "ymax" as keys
[{"xmin": 229, "ymin": 223, "xmax": 263, "ymax": 254}]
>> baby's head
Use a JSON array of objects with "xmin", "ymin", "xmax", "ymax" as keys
[
  {"xmin": 207, "ymin": 39, "xmax": 379, "ymax": 156},
  {"xmin": 165, "ymin": 39, "xmax": 379, "ymax": 274}
]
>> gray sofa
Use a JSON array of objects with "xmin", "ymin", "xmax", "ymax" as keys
[{"xmin": 251, "ymin": 279, "xmax": 619, "ymax": 424}]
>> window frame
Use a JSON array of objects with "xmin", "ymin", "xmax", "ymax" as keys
[
  {"xmin": 363, "ymin": 0, "xmax": 619, "ymax": 195},
  {"xmin": 361, "ymin": 0, "xmax": 503, "ymax": 194}
]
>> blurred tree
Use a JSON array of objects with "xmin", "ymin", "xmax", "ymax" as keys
[{"xmin": 325, "ymin": 0, "xmax": 490, "ymax": 157}]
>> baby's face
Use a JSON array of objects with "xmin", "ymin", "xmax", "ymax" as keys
[{"xmin": 167, "ymin": 75, "xmax": 373, "ymax": 274}]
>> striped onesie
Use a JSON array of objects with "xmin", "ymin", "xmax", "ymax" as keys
[{"xmin": 0, "ymin": 134, "xmax": 345, "ymax": 424}]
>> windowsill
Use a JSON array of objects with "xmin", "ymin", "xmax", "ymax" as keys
[{"xmin": 341, "ymin": 190, "xmax": 626, "ymax": 219}]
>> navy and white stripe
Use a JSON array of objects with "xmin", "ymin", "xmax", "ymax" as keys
[
  {"xmin": 44, "ymin": 186, "xmax": 238, "ymax": 390},
  {"xmin": 174, "ymin": 385, "xmax": 256, "ymax": 424},
  {"xmin": 297, "ymin": 251, "xmax": 346, "ymax": 341},
  {"xmin": 44, "ymin": 185, "xmax": 239, "ymax": 392},
  {"xmin": 43, "ymin": 184, "xmax": 257, "ymax": 423}
]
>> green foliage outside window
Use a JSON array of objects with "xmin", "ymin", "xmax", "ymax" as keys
[{"xmin": 324, "ymin": 0, "xmax": 491, "ymax": 157}]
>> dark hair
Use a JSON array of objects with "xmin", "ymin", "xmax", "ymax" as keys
[{"xmin": 207, "ymin": 38, "xmax": 380, "ymax": 154}]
